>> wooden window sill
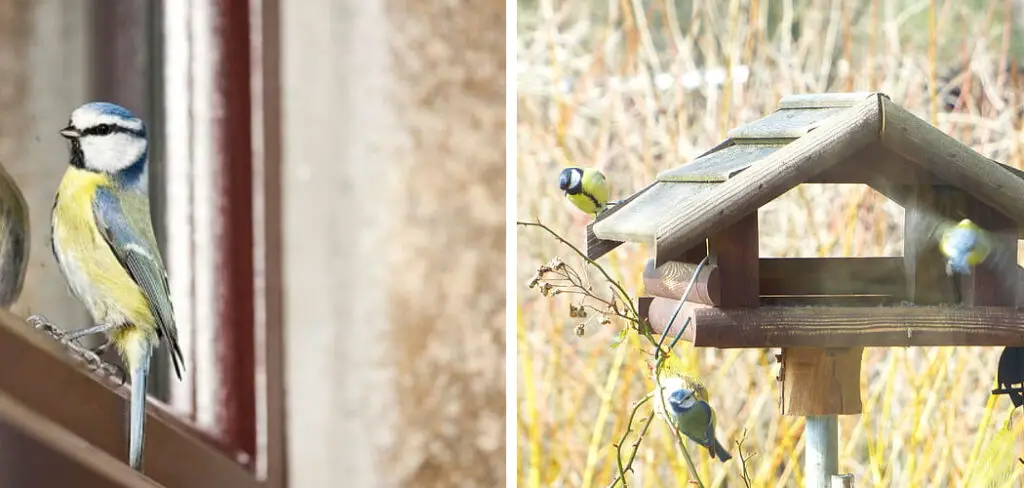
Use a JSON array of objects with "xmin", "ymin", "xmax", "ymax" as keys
[{"xmin": 0, "ymin": 309, "xmax": 261, "ymax": 488}]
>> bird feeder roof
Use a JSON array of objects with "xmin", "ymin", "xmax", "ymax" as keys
[{"xmin": 588, "ymin": 92, "xmax": 1024, "ymax": 264}]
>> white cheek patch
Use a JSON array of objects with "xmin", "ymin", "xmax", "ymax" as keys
[
  {"xmin": 676, "ymin": 394, "xmax": 696, "ymax": 409},
  {"xmin": 569, "ymin": 169, "xmax": 582, "ymax": 189},
  {"xmin": 80, "ymin": 133, "xmax": 147, "ymax": 173}
]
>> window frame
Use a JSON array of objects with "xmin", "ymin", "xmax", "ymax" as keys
[
  {"xmin": 161, "ymin": 0, "xmax": 287, "ymax": 483},
  {"xmin": 0, "ymin": 0, "xmax": 287, "ymax": 485}
]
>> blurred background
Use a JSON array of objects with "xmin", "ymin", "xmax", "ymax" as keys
[
  {"xmin": 0, "ymin": 1, "xmax": 504, "ymax": 487},
  {"xmin": 517, "ymin": 0, "xmax": 1024, "ymax": 486}
]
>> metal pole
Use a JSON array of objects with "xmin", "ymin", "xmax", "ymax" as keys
[{"xmin": 805, "ymin": 415, "xmax": 839, "ymax": 488}]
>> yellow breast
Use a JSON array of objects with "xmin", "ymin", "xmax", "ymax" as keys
[{"xmin": 52, "ymin": 168, "xmax": 154, "ymax": 331}]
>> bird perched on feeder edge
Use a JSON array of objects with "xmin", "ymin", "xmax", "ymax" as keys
[
  {"xmin": 50, "ymin": 101, "xmax": 184, "ymax": 471},
  {"xmin": 651, "ymin": 354, "xmax": 733, "ymax": 462},
  {"xmin": 558, "ymin": 167, "xmax": 613, "ymax": 217}
]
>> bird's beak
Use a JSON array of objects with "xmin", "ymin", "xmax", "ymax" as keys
[{"xmin": 60, "ymin": 126, "xmax": 79, "ymax": 139}]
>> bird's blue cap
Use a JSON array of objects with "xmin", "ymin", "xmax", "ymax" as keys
[
  {"xmin": 667, "ymin": 388, "xmax": 692, "ymax": 412},
  {"xmin": 84, "ymin": 101, "xmax": 139, "ymax": 120}
]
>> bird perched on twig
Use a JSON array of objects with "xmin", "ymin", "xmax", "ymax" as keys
[
  {"xmin": 651, "ymin": 355, "xmax": 732, "ymax": 462},
  {"xmin": 558, "ymin": 167, "xmax": 614, "ymax": 217},
  {"xmin": 49, "ymin": 102, "xmax": 184, "ymax": 471}
]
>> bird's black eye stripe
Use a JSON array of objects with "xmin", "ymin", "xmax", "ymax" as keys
[{"xmin": 80, "ymin": 123, "xmax": 144, "ymax": 137}]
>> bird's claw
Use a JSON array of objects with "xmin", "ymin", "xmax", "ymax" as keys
[
  {"xmin": 27, "ymin": 314, "xmax": 63, "ymax": 338},
  {"xmin": 90, "ymin": 338, "xmax": 111, "ymax": 356},
  {"xmin": 69, "ymin": 341, "xmax": 126, "ymax": 385},
  {"xmin": 25, "ymin": 314, "xmax": 125, "ymax": 385}
]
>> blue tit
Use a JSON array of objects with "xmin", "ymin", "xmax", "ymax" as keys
[
  {"xmin": 0, "ymin": 162, "xmax": 29, "ymax": 309},
  {"xmin": 558, "ymin": 167, "xmax": 611, "ymax": 216},
  {"xmin": 938, "ymin": 219, "xmax": 993, "ymax": 275},
  {"xmin": 52, "ymin": 102, "xmax": 184, "ymax": 471},
  {"xmin": 653, "ymin": 375, "xmax": 732, "ymax": 462}
]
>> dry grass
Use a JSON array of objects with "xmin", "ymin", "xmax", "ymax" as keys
[{"xmin": 517, "ymin": 0, "xmax": 1024, "ymax": 486}]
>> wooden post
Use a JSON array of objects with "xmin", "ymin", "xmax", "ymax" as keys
[
  {"xmin": 805, "ymin": 416, "xmax": 839, "ymax": 488},
  {"xmin": 707, "ymin": 214, "xmax": 759, "ymax": 307},
  {"xmin": 642, "ymin": 258, "xmax": 721, "ymax": 305},
  {"xmin": 962, "ymin": 198, "xmax": 1018, "ymax": 306},
  {"xmin": 781, "ymin": 348, "xmax": 862, "ymax": 415},
  {"xmin": 903, "ymin": 183, "xmax": 962, "ymax": 305},
  {"xmin": 780, "ymin": 347, "xmax": 861, "ymax": 488}
]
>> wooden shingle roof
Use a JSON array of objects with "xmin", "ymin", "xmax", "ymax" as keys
[{"xmin": 588, "ymin": 92, "xmax": 1024, "ymax": 265}]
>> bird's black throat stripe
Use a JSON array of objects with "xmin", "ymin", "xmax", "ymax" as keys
[
  {"xmin": 68, "ymin": 139, "xmax": 85, "ymax": 169},
  {"xmin": 582, "ymin": 190, "xmax": 601, "ymax": 210}
]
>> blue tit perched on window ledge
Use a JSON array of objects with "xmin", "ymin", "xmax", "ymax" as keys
[
  {"xmin": 652, "ymin": 356, "xmax": 732, "ymax": 462},
  {"xmin": 558, "ymin": 167, "xmax": 611, "ymax": 217},
  {"xmin": 51, "ymin": 102, "xmax": 184, "ymax": 471},
  {"xmin": 0, "ymin": 162, "xmax": 29, "ymax": 309}
]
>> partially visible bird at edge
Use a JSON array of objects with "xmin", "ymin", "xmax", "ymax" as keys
[
  {"xmin": 0, "ymin": 161, "xmax": 29, "ymax": 309},
  {"xmin": 47, "ymin": 101, "xmax": 184, "ymax": 472}
]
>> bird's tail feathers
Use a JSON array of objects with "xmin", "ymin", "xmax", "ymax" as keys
[
  {"xmin": 128, "ymin": 340, "xmax": 153, "ymax": 471},
  {"xmin": 712, "ymin": 437, "xmax": 733, "ymax": 462}
]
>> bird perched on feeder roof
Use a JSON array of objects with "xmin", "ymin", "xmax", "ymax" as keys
[
  {"xmin": 651, "ymin": 354, "xmax": 733, "ymax": 462},
  {"xmin": 558, "ymin": 167, "xmax": 615, "ymax": 217}
]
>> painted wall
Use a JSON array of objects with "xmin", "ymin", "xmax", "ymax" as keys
[{"xmin": 281, "ymin": 0, "xmax": 506, "ymax": 486}]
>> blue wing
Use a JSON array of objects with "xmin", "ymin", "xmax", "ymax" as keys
[
  {"xmin": 93, "ymin": 187, "xmax": 184, "ymax": 378},
  {"xmin": 690, "ymin": 401, "xmax": 717, "ymax": 447}
]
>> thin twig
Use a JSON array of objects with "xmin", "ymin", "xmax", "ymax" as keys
[
  {"xmin": 607, "ymin": 394, "xmax": 655, "ymax": 488},
  {"xmin": 671, "ymin": 425, "xmax": 704, "ymax": 488},
  {"xmin": 736, "ymin": 428, "xmax": 756, "ymax": 488},
  {"xmin": 654, "ymin": 254, "xmax": 709, "ymax": 358},
  {"xmin": 518, "ymin": 220, "xmax": 641, "ymax": 323},
  {"xmin": 652, "ymin": 357, "xmax": 705, "ymax": 488},
  {"xmin": 520, "ymin": 219, "xmax": 708, "ymax": 486}
]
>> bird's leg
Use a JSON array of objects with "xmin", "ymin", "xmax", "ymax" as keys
[
  {"xmin": 90, "ymin": 336, "xmax": 113, "ymax": 356},
  {"xmin": 63, "ymin": 323, "xmax": 118, "ymax": 344}
]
